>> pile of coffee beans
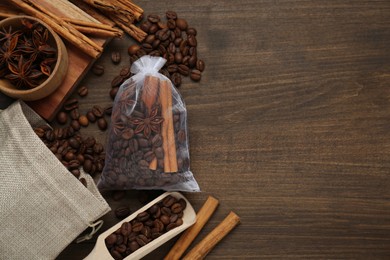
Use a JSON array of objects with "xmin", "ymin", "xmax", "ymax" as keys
[
  {"xmin": 126, "ymin": 11, "xmax": 205, "ymax": 88},
  {"xmin": 105, "ymin": 195, "xmax": 186, "ymax": 259},
  {"xmin": 99, "ymin": 81, "xmax": 190, "ymax": 190},
  {"xmin": 34, "ymin": 125, "xmax": 105, "ymax": 185}
]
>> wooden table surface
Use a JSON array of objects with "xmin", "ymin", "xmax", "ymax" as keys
[{"xmin": 53, "ymin": 0, "xmax": 390, "ymax": 259}]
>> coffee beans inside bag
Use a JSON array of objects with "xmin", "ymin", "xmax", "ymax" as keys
[{"xmin": 98, "ymin": 55, "xmax": 199, "ymax": 191}]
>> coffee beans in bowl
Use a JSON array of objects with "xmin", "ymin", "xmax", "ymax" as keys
[
  {"xmin": 84, "ymin": 192, "xmax": 196, "ymax": 260},
  {"xmin": 0, "ymin": 16, "xmax": 68, "ymax": 101}
]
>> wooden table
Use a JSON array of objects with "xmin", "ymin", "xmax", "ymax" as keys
[{"xmin": 55, "ymin": 0, "xmax": 390, "ymax": 259}]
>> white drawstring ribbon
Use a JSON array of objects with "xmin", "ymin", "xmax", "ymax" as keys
[{"xmin": 76, "ymin": 220, "xmax": 104, "ymax": 243}]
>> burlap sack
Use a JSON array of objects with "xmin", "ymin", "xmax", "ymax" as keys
[{"xmin": 0, "ymin": 101, "xmax": 110, "ymax": 260}]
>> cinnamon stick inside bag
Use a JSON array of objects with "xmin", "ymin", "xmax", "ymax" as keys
[{"xmin": 160, "ymin": 79, "xmax": 178, "ymax": 173}]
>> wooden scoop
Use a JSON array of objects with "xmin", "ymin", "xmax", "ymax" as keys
[{"xmin": 84, "ymin": 192, "xmax": 196, "ymax": 260}]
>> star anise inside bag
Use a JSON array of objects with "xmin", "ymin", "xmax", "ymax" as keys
[
  {"xmin": 0, "ymin": 18, "xmax": 57, "ymax": 90},
  {"xmin": 130, "ymin": 105, "xmax": 164, "ymax": 139}
]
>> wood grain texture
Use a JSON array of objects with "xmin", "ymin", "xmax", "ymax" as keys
[{"xmin": 54, "ymin": 0, "xmax": 390, "ymax": 259}]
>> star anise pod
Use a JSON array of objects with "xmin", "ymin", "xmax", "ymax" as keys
[
  {"xmin": 0, "ymin": 35, "xmax": 20, "ymax": 67},
  {"xmin": 130, "ymin": 106, "xmax": 164, "ymax": 138},
  {"xmin": 6, "ymin": 55, "xmax": 43, "ymax": 89},
  {"xmin": 19, "ymin": 29, "xmax": 56, "ymax": 62},
  {"xmin": 0, "ymin": 26, "xmax": 21, "ymax": 44},
  {"xmin": 40, "ymin": 57, "xmax": 57, "ymax": 76}
]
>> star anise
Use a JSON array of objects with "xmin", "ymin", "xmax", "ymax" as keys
[
  {"xmin": 0, "ymin": 26, "xmax": 21, "ymax": 44},
  {"xmin": 6, "ymin": 55, "xmax": 43, "ymax": 89},
  {"xmin": 130, "ymin": 106, "xmax": 164, "ymax": 138},
  {"xmin": 40, "ymin": 57, "xmax": 57, "ymax": 76},
  {"xmin": 0, "ymin": 35, "xmax": 20, "ymax": 67},
  {"xmin": 19, "ymin": 29, "xmax": 56, "ymax": 62}
]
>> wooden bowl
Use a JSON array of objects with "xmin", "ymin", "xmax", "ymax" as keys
[{"xmin": 0, "ymin": 16, "xmax": 68, "ymax": 101}]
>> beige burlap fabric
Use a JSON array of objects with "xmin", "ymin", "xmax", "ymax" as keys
[{"xmin": 0, "ymin": 101, "xmax": 110, "ymax": 260}]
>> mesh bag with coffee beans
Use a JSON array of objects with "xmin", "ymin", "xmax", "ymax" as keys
[
  {"xmin": 0, "ymin": 101, "xmax": 110, "ymax": 260},
  {"xmin": 98, "ymin": 55, "xmax": 199, "ymax": 191}
]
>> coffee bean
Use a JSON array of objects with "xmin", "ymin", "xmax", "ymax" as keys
[
  {"xmin": 104, "ymin": 106, "xmax": 113, "ymax": 116},
  {"xmin": 187, "ymin": 27, "xmax": 197, "ymax": 36},
  {"xmin": 111, "ymin": 75, "xmax": 124, "ymax": 88},
  {"xmin": 120, "ymin": 222, "xmax": 132, "ymax": 236},
  {"xmin": 178, "ymin": 64, "xmax": 190, "ymax": 76},
  {"xmin": 86, "ymin": 111, "xmax": 96, "ymax": 123},
  {"xmin": 128, "ymin": 44, "xmax": 141, "ymax": 56},
  {"xmin": 111, "ymin": 51, "xmax": 121, "ymax": 64},
  {"xmin": 190, "ymin": 69, "xmax": 202, "ymax": 81},
  {"xmin": 187, "ymin": 35, "xmax": 197, "ymax": 47},
  {"xmin": 56, "ymin": 111, "xmax": 68, "ymax": 124},
  {"xmin": 163, "ymin": 195, "xmax": 176, "ymax": 207},
  {"xmin": 110, "ymin": 87, "xmax": 119, "ymax": 100},
  {"xmin": 188, "ymin": 55, "xmax": 197, "ymax": 68},
  {"xmin": 106, "ymin": 234, "xmax": 117, "ymax": 246},
  {"xmin": 120, "ymin": 66, "xmax": 131, "ymax": 78},
  {"xmin": 121, "ymin": 128, "xmax": 134, "ymax": 140},
  {"xmin": 167, "ymin": 19, "xmax": 176, "ymax": 29},
  {"xmin": 77, "ymin": 86, "xmax": 88, "ymax": 97},
  {"xmin": 92, "ymin": 64, "xmax": 104, "ymax": 76},
  {"xmin": 166, "ymin": 222, "xmax": 178, "ymax": 231},
  {"xmin": 69, "ymin": 108, "xmax": 80, "ymax": 120},
  {"xmin": 171, "ymin": 72, "xmax": 182, "ymax": 87},
  {"xmin": 115, "ymin": 206, "xmax": 131, "ymax": 219},
  {"xmin": 174, "ymin": 52, "xmax": 183, "ymax": 63},
  {"xmin": 160, "ymin": 214, "xmax": 170, "ymax": 225},
  {"xmin": 64, "ymin": 98, "xmax": 78, "ymax": 111},
  {"xmin": 97, "ymin": 118, "xmax": 108, "ymax": 131},
  {"xmin": 79, "ymin": 177, "xmax": 87, "ymax": 187},
  {"xmin": 140, "ymin": 20, "xmax": 152, "ymax": 33},
  {"xmin": 147, "ymin": 14, "xmax": 160, "ymax": 23},
  {"xmin": 149, "ymin": 24, "xmax": 158, "ymax": 34},
  {"xmin": 78, "ymin": 115, "xmax": 89, "ymax": 127},
  {"xmin": 171, "ymin": 203, "xmax": 183, "ymax": 214},
  {"xmin": 92, "ymin": 105, "xmax": 104, "ymax": 118},
  {"xmin": 166, "ymin": 11, "xmax": 177, "ymax": 20},
  {"xmin": 176, "ymin": 18, "xmax": 188, "ymax": 30},
  {"xmin": 132, "ymin": 222, "xmax": 143, "ymax": 232}
]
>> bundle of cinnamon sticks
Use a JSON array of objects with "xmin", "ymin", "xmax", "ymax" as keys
[{"xmin": 4, "ymin": 0, "xmax": 146, "ymax": 58}]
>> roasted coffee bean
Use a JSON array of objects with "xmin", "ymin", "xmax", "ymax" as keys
[
  {"xmin": 167, "ymin": 64, "xmax": 178, "ymax": 73},
  {"xmin": 128, "ymin": 44, "xmax": 141, "ymax": 56},
  {"xmin": 76, "ymin": 154, "xmax": 84, "ymax": 164},
  {"xmin": 176, "ymin": 18, "xmax": 188, "ymax": 30},
  {"xmin": 137, "ymin": 211, "xmax": 150, "ymax": 222},
  {"xmin": 142, "ymin": 43, "xmax": 153, "ymax": 53},
  {"xmin": 166, "ymin": 222, "xmax": 178, "ymax": 232},
  {"xmin": 178, "ymin": 64, "xmax": 190, "ymax": 76},
  {"xmin": 68, "ymin": 160, "xmax": 80, "ymax": 170},
  {"xmin": 86, "ymin": 111, "xmax": 96, "ymax": 123},
  {"xmin": 120, "ymin": 222, "xmax": 132, "ymax": 236},
  {"xmin": 79, "ymin": 177, "xmax": 87, "ymax": 187},
  {"xmin": 132, "ymin": 222, "xmax": 143, "ymax": 232},
  {"xmin": 115, "ymin": 234, "xmax": 124, "ymax": 245},
  {"xmin": 166, "ymin": 10, "xmax": 177, "ymax": 20},
  {"xmin": 77, "ymin": 86, "xmax": 88, "ymax": 97},
  {"xmin": 78, "ymin": 115, "xmax": 89, "ymax": 127},
  {"xmin": 104, "ymin": 106, "xmax": 113, "ymax": 116},
  {"xmin": 111, "ymin": 51, "xmax": 121, "ymax": 64},
  {"xmin": 147, "ymin": 14, "xmax": 160, "ymax": 23},
  {"xmin": 163, "ymin": 195, "xmax": 176, "ymax": 207},
  {"xmin": 187, "ymin": 35, "xmax": 197, "ymax": 47},
  {"xmin": 167, "ymin": 19, "xmax": 176, "ymax": 29},
  {"xmin": 64, "ymin": 151, "xmax": 75, "ymax": 161},
  {"xmin": 97, "ymin": 118, "xmax": 108, "ymax": 130},
  {"xmin": 171, "ymin": 72, "xmax": 182, "ymax": 87},
  {"xmin": 64, "ymin": 98, "xmax": 78, "ymax": 111},
  {"xmin": 141, "ymin": 226, "xmax": 151, "ymax": 238},
  {"xmin": 110, "ymin": 87, "xmax": 119, "ymax": 99},
  {"xmin": 178, "ymin": 198, "xmax": 187, "ymax": 210},
  {"xmin": 188, "ymin": 55, "xmax": 197, "ymax": 68},
  {"xmin": 136, "ymin": 234, "xmax": 149, "ymax": 247},
  {"xmin": 151, "ymin": 134, "xmax": 162, "ymax": 147},
  {"xmin": 106, "ymin": 234, "xmax": 117, "ymax": 245},
  {"xmin": 92, "ymin": 105, "xmax": 104, "ymax": 118},
  {"xmin": 92, "ymin": 64, "xmax": 104, "ymax": 75},
  {"xmin": 187, "ymin": 27, "xmax": 197, "ymax": 36},
  {"xmin": 115, "ymin": 206, "xmax": 131, "ymax": 219},
  {"xmin": 190, "ymin": 69, "xmax": 202, "ymax": 81},
  {"xmin": 144, "ymin": 34, "xmax": 155, "ymax": 44},
  {"xmin": 129, "ymin": 241, "xmax": 139, "ymax": 252},
  {"xmin": 171, "ymin": 203, "xmax": 183, "ymax": 214},
  {"xmin": 70, "ymin": 120, "xmax": 80, "ymax": 131},
  {"xmin": 121, "ymin": 128, "xmax": 134, "ymax": 140},
  {"xmin": 174, "ymin": 52, "xmax": 183, "ymax": 64},
  {"xmin": 196, "ymin": 59, "xmax": 205, "ymax": 72},
  {"xmin": 140, "ymin": 20, "xmax": 152, "ymax": 32},
  {"xmin": 111, "ymin": 75, "xmax": 124, "ymax": 88},
  {"xmin": 160, "ymin": 214, "xmax": 170, "ymax": 225},
  {"xmin": 56, "ymin": 111, "xmax": 68, "ymax": 124},
  {"xmin": 149, "ymin": 24, "xmax": 158, "ymax": 34},
  {"xmin": 69, "ymin": 108, "xmax": 80, "ymax": 120},
  {"xmin": 83, "ymin": 159, "xmax": 92, "ymax": 173},
  {"xmin": 120, "ymin": 66, "xmax": 131, "ymax": 77},
  {"xmin": 116, "ymin": 244, "xmax": 127, "ymax": 254}
]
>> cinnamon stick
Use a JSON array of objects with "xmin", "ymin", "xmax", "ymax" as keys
[
  {"xmin": 108, "ymin": 14, "xmax": 146, "ymax": 42},
  {"xmin": 115, "ymin": 0, "xmax": 143, "ymax": 21},
  {"xmin": 160, "ymin": 80, "xmax": 178, "ymax": 173},
  {"xmin": 183, "ymin": 212, "xmax": 241, "ymax": 260},
  {"xmin": 72, "ymin": 24, "xmax": 122, "ymax": 37},
  {"xmin": 165, "ymin": 196, "xmax": 219, "ymax": 260},
  {"xmin": 62, "ymin": 17, "xmax": 121, "ymax": 32},
  {"xmin": 8, "ymin": 0, "xmax": 101, "ymax": 58},
  {"xmin": 69, "ymin": 0, "xmax": 115, "ymax": 26}
]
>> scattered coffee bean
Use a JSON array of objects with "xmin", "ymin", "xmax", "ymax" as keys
[
  {"xmin": 69, "ymin": 108, "xmax": 80, "ymax": 120},
  {"xmin": 86, "ymin": 111, "xmax": 96, "ymax": 123},
  {"xmin": 92, "ymin": 64, "xmax": 104, "ymax": 75},
  {"xmin": 97, "ymin": 118, "xmax": 108, "ymax": 130},
  {"xmin": 56, "ymin": 111, "xmax": 68, "ymax": 125},
  {"xmin": 115, "ymin": 206, "xmax": 131, "ymax": 219},
  {"xmin": 111, "ymin": 51, "xmax": 121, "ymax": 64},
  {"xmin": 77, "ymin": 86, "xmax": 88, "ymax": 97},
  {"xmin": 79, "ymin": 115, "xmax": 89, "ymax": 127},
  {"xmin": 166, "ymin": 11, "xmax": 177, "ymax": 20},
  {"xmin": 63, "ymin": 98, "xmax": 78, "ymax": 111},
  {"xmin": 190, "ymin": 69, "xmax": 202, "ymax": 81},
  {"xmin": 196, "ymin": 59, "xmax": 205, "ymax": 72},
  {"xmin": 128, "ymin": 44, "xmax": 141, "ymax": 55},
  {"xmin": 111, "ymin": 75, "xmax": 124, "ymax": 88}
]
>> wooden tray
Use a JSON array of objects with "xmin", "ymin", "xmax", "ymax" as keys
[{"xmin": 0, "ymin": 0, "xmax": 111, "ymax": 121}]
